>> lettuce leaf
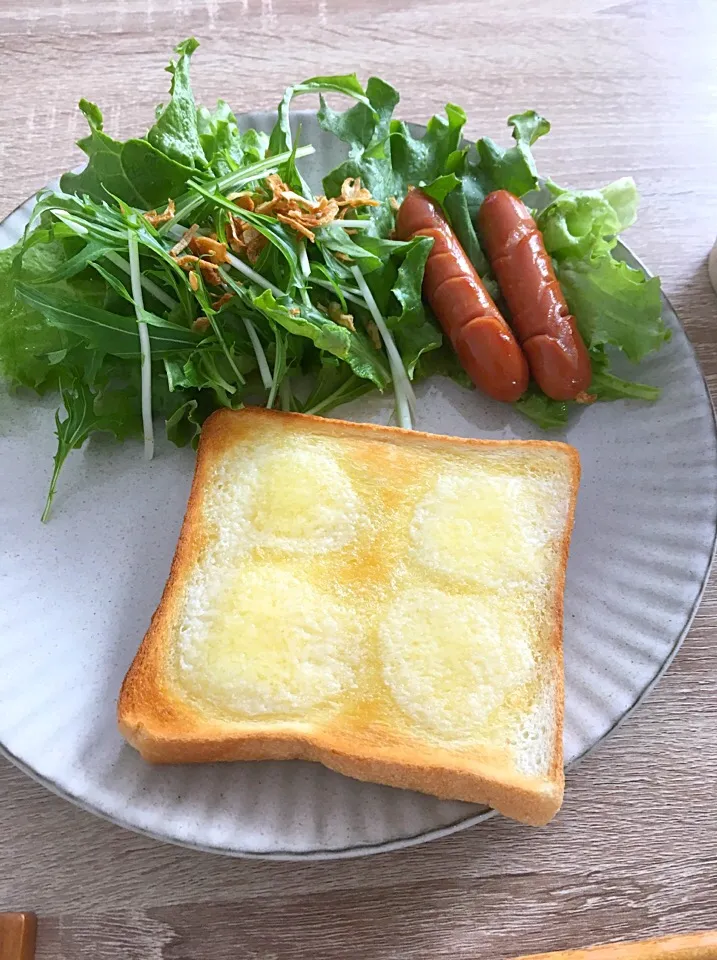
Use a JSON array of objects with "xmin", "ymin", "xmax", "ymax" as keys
[
  {"xmin": 385, "ymin": 236, "xmax": 441, "ymax": 376},
  {"xmin": 302, "ymin": 355, "xmax": 375, "ymax": 415},
  {"xmin": 61, "ymin": 40, "xmax": 209, "ymax": 207},
  {"xmin": 147, "ymin": 38, "xmax": 207, "ymax": 169},
  {"xmin": 319, "ymin": 77, "xmax": 401, "ymax": 237},
  {"xmin": 538, "ymin": 177, "xmax": 638, "ymax": 260},
  {"xmin": 0, "ymin": 235, "xmax": 113, "ymax": 391},
  {"xmin": 474, "ymin": 110, "xmax": 550, "ymax": 197},
  {"xmin": 0, "ymin": 241, "xmax": 68, "ymax": 390},
  {"xmin": 356, "ymin": 234, "xmax": 441, "ymax": 377},
  {"xmin": 413, "ymin": 339, "xmax": 471, "ymax": 389},
  {"xmin": 60, "ymin": 100, "xmax": 196, "ymax": 209},
  {"xmin": 197, "ymin": 101, "xmax": 268, "ymax": 176},
  {"xmin": 251, "ymin": 289, "xmax": 390, "ymax": 389},
  {"xmin": 514, "ymin": 387, "xmax": 569, "ymax": 430},
  {"xmin": 389, "ymin": 103, "xmax": 466, "ymax": 189},
  {"xmin": 587, "ymin": 346, "xmax": 660, "ymax": 402},
  {"xmin": 556, "ymin": 253, "xmax": 670, "ymax": 363},
  {"xmin": 318, "ymin": 76, "xmax": 398, "ymax": 154},
  {"xmin": 165, "ymin": 397, "xmax": 205, "ymax": 448},
  {"xmin": 270, "ymin": 74, "xmax": 375, "ymax": 156},
  {"xmin": 442, "ymin": 182, "xmax": 493, "ymax": 281}
]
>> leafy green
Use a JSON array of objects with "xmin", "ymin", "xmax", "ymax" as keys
[
  {"xmin": 270, "ymin": 74, "xmax": 374, "ymax": 156},
  {"xmin": 33, "ymin": 236, "xmax": 122, "ymax": 285},
  {"xmin": 385, "ymin": 236, "xmax": 441, "ymax": 376},
  {"xmin": 538, "ymin": 177, "xmax": 638, "ymax": 260},
  {"xmin": 442, "ymin": 182, "xmax": 493, "ymax": 281},
  {"xmin": 302, "ymin": 355, "xmax": 374, "ymax": 414},
  {"xmin": 475, "ymin": 110, "xmax": 551, "ymax": 196},
  {"xmin": 147, "ymin": 38, "xmax": 206, "ymax": 169},
  {"xmin": 252, "ymin": 289, "xmax": 389, "ymax": 388},
  {"xmin": 42, "ymin": 377, "xmax": 126, "ymax": 521},
  {"xmin": 16, "ymin": 284, "xmax": 201, "ymax": 358},
  {"xmin": 508, "ymin": 111, "xmax": 551, "ymax": 146},
  {"xmin": 514, "ymin": 387, "xmax": 569, "ymax": 431},
  {"xmin": 267, "ymin": 324, "xmax": 288, "ymax": 409},
  {"xmin": 319, "ymin": 224, "xmax": 382, "ymax": 273},
  {"xmin": 198, "ymin": 102, "xmax": 268, "ymax": 177},
  {"xmin": 319, "ymin": 77, "xmax": 401, "ymax": 236},
  {"xmin": 164, "ymin": 348, "xmax": 242, "ymax": 407},
  {"xmin": 60, "ymin": 101, "xmax": 195, "ymax": 209},
  {"xmin": 389, "ymin": 103, "xmax": 466, "ymax": 190},
  {"xmin": 197, "ymin": 100, "xmax": 236, "ymax": 169},
  {"xmin": 165, "ymin": 397, "xmax": 204, "ymax": 448},
  {"xmin": 413, "ymin": 339, "xmax": 471, "ymax": 389},
  {"xmin": 0, "ymin": 241, "xmax": 69, "ymax": 390},
  {"xmin": 556, "ymin": 254, "xmax": 669, "ymax": 363},
  {"xmin": 318, "ymin": 76, "xmax": 398, "ymax": 153},
  {"xmin": 421, "ymin": 173, "xmax": 460, "ymax": 206},
  {"xmin": 587, "ymin": 346, "xmax": 660, "ymax": 401}
]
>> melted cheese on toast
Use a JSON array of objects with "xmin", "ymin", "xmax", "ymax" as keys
[{"xmin": 171, "ymin": 421, "xmax": 573, "ymax": 776}]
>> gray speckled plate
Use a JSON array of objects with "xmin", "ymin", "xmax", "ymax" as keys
[{"xmin": 1, "ymin": 112, "xmax": 716, "ymax": 859}]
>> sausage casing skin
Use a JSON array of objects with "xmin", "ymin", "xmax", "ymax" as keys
[
  {"xmin": 478, "ymin": 190, "xmax": 592, "ymax": 401},
  {"xmin": 396, "ymin": 189, "xmax": 529, "ymax": 403}
]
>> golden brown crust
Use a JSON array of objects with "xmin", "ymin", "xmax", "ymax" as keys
[
  {"xmin": 117, "ymin": 407, "xmax": 580, "ymax": 827},
  {"xmin": 512, "ymin": 932, "xmax": 717, "ymax": 959}
]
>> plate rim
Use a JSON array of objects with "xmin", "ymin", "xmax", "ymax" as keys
[{"xmin": 2, "ymin": 122, "xmax": 716, "ymax": 859}]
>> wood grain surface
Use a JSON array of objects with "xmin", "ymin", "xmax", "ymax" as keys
[{"xmin": 1, "ymin": 1, "xmax": 717, "ymax": 958}]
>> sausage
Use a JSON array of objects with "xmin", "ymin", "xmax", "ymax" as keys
[
  {"xmin": 478, "ymin": 190, "xmax": 592, "ymax": 402},
  {"xmin": 395, "ymin": 189, "xmax": 529, "ymax": 403}
]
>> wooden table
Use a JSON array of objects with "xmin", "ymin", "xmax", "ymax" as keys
[{"xmin": 1, "ymin": 1, "xmax": 716, "ymax": 957}]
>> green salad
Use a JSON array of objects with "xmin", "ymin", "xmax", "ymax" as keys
[{"xmin": 0, "ymin": 39, "xmax": 670, "ymax": 519}]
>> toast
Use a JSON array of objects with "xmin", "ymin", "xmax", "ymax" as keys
[
  {"xmin": 118, "ymin": 408, "xmax": 580, "ymax": 826},
  {"xmin": 513, "ymin": 932, "xmax": 717, "ymax": 959}
]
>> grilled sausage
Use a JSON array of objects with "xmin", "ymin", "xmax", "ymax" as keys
[
  {"xmin": 478, "ymin": 190, "xmax": 592, "ymax": 401},
  {"xmin": 395, "ymin": 189, "xmax": 529, "ymax": 403}
]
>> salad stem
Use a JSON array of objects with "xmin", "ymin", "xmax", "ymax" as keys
[
  {"xmin": 298, "ymin": 242, "xmax": 311, "ymax": 278},
  {"xmin": 298, "ymin": 244, "xmax": 312, "ymax": 308},
  {"xmin": 127, "ymin": 229, "xmax": 155, "ymax": 460},
  {"xmin": 105, "ymin": 252, "xmax": 177, "ymax": 309},
  {"xmin": 242, "ymin": 315, "xmax": 273, "ymax": 390},
  {"xmin": 50, "ymin": 208, "xmax": 125, "ymax": 242},
  {"xmin": 351, "ymin": 265, "xmax": 416, "ymax": 430},
  {"xmin": 41, "ymin": 459, "xmax": 64, "ymax": 525},
  {"xmin": 325, "ymin": 220, "xmax": 371, "ymax": 229},
  {"xmin": 225, "ymin": 252, "xmax": 285, "ymax": 299},
  {"xmin": 309, "ymin": 278, "xmax": 366, "ymax": 308},
  {"xmin": 303, "ymin": 375, "xmax": 363, "ymax": 416},
  {"xmin": 267, "ymin": 327, "xmax": 286, "ymax": 410}
]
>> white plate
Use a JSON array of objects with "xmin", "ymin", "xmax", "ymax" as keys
[{"xmin": 1, "ymin": 112, "xmax": 716, "ymax": 859}]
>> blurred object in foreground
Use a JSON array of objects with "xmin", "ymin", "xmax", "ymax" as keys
[
  {"xmin": 514, "ymin": 930, "xmax": 717, "ymax": 960},
  {"xmin": 0, "ymin": 913, "xmax": 36, "ymax": 960}
]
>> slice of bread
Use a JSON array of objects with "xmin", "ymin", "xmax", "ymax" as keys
[{"xmin": 118, "ymin": 408, "xmax": 580, "ymax": 826}]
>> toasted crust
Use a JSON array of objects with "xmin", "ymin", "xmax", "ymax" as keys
[
  {"xmin": 512, "ymin": 932, "xmax": 717, "ymax": 959},
  {"xmin": 118, "ymin": 408, "xmax": 580, "ymax": 826}
]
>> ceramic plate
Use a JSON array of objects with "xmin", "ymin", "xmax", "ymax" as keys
[{"xmin": 1, "ymin": 112, "xmax": 715, "ymax": 859}]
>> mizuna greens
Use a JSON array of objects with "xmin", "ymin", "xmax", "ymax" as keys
[{"xmin": 0, "ymin": 39, "xmax": 670, "ymax": 518}]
